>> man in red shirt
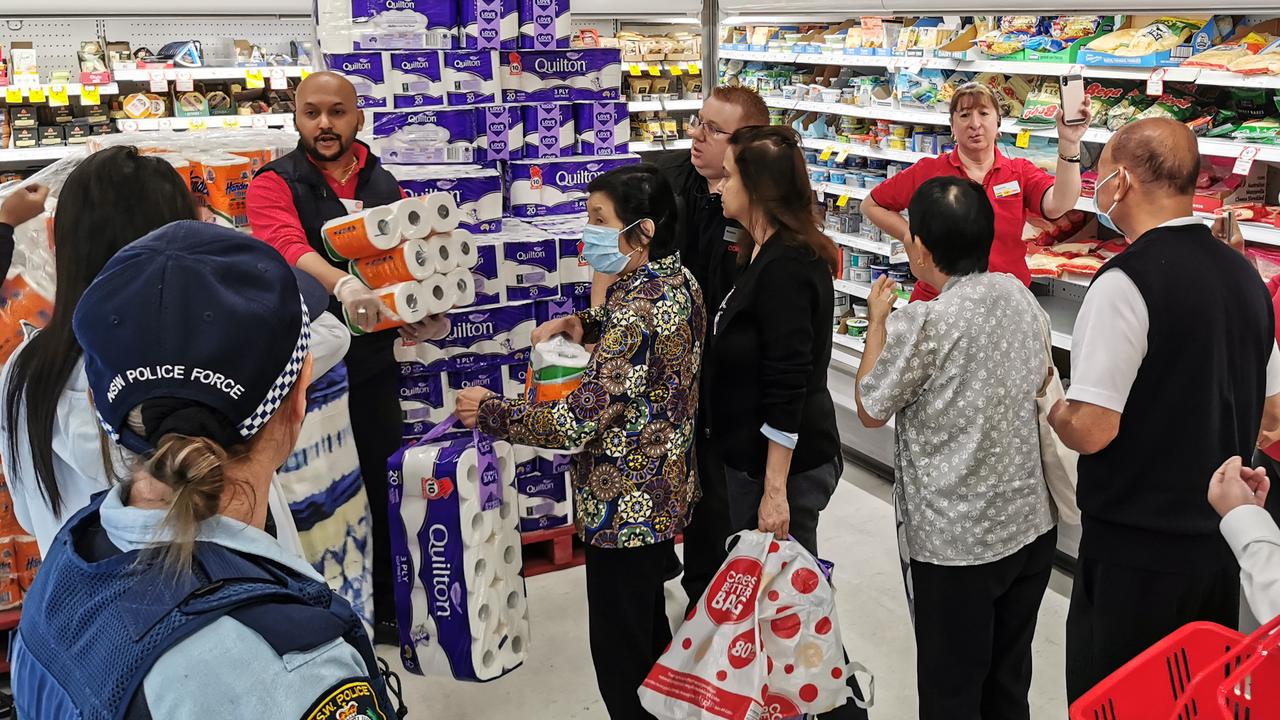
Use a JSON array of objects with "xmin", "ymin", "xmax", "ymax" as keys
[{"xmin": 247, "ymin": 72, "xmax": 446, "ymax": 643}]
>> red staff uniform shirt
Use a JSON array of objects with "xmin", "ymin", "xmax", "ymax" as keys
[{"xmin": 869, "ymin": 149, "xmax": 1056, "ymax": 302}]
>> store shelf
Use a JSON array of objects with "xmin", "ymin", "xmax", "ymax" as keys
[
  {"xmin": 804, "ymin": 137, "xmax": 933, "ymax": 164},
  {"xmin": 630, "ymin": 139, "xmax": 693, "ymax": 152},
  {"xmin": 2, "ymin": 82, "xmax": 120, "ymax": 98},
  {"xmin": 0, "ymin": 146, "xmax": 83, "ymax": 164},
  {"xmin": 1069, "ymin": 196, "xmax": 1280, "ymax": 249},
  {"xmin": 116, "ymin": 114, "xmax": 293, "ymax": 131},
  {"xmin": 833, "ymin": 332, "xmax": 864, "ymax": 353},
  {"xmin": 111, "ymin": 66, "xmax": 310, "ymax": 82},
  {"xmin": 834, "ymin": 278, "xmax": 908, "ymax": 308},
  {"xmin": 828, "ymin": 230, "xmax": 906, "ymax": 263},
  {"xmin": 1037, "ymin": 293, "xmax": 1078, "ymax": 351},
  {"xmin": 628, "ymin": 99, "xmax": 703, "ymax": 112},
  {"xmin": 813, "ymin": 181, "xmax": 869, "ymax": 202}
]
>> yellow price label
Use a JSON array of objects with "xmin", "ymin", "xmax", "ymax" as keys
[
  {"xmin": 819, "ymin": 148, "xmax": 835, "ymax": 161},
  {"xmin": 300, "ymin": 67, "xmax": 313, "ymax": 80},
  {"xmin": 836, "ymin": 194, "xmax": 851, "ymax": 208},
  {"xmin": 1015, "ymin": 128, "xmax": 1031, "ymax": 149},
  {"xmin": 689, "ymin": 62, "xmax": 701, "ymax": 74},
  {"xmin": 48, "ymin": 84, "xmax": 69, "ymax": 107},
  {"xmin": 188, "ymin": 118, "xmax": 208, "ymax": 131},
  {"xmin": 670, "ymin": 64, "xmax": 684, "ymax": 75},
  {"xmin": 27, "ymin": 87, "xmax": 45, "ymax": 103},
  {"xmin": 4, "ymin": 87, "xmax": 22, "ymax": 103},
  {"xmin": 835, "ymin": 150, "xmax": 850, "ymax": 163},
  {"xmin": 80, "ymin": 84, "xmax": 101, "ymax": 105},
  {"xmin": 245, "ymin": 69, "xmax": 266, "ymax": 89},
  {"xmin": 647, "ymin": 64, "xmax": 661, "ymax": 77},
  {"xmin": 628, "ymin": 63, "xmax": 642, "ymax": 76}
]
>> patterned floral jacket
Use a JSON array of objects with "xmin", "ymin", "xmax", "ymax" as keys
[{"xmin": 477, "ymin": 252, "xmax": 705, "ymax": 549}]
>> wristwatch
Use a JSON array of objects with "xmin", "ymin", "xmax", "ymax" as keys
[{"xmin": 1059, "ymin": 152, "xmax": 1082, "ymax": 164}]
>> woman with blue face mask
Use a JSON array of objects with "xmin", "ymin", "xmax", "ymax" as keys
[{"xmin": 454, "ymin": 163, "xmax": 705, "ymax": 719}]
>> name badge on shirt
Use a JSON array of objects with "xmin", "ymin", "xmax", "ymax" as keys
[
  {"xmin": 340, "ymin": 198, "xmax": 365, "ymax": 213},
  {"xmin": 723, "ymin": 226, "xmax": 741, "ymax": 244},
  {"xmin": 993, "ymin": 181, "xmax": 1021, "ymax": 198}
]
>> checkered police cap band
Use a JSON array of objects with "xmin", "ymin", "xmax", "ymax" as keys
[{"xmin": 236, "ymin": 298, "xmax": 312, "ymax": 440}]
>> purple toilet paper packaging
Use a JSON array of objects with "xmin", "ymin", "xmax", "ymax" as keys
[
  {"xmin": 516, "ymin": 473, "xmax": 571, "ymax": 532},
  {"xmin": 471, "ymin": 243, "xmax": 503, "ymax": 306},
  {"xmin": 389, "ymin": 51, "xmax": 445, "ymax": 108},
  {"xmin": 557, "ymin": 236, "xmax": 592, "ymax": 285},
  {"xmin": 395, "ymin": 167, "xmax": 504, "ymax": 235},
  {"xmin": 518, "ymin": 0, "xmax": 570, "ymax": 49},
  {"xmin": 443, "ymin": 50, "xmax": 501, "ymax": 106},
  {"xmin": 533, "ymin": 295, "xmax": 575, "ymax": 326},
  {"xmin": 507, "ymin": 154, "xmax": 640, "ymax": 217},
  {"xmin": 417, "ymin": 303, "xmax": 536, "ymax": 373},
  {"xmin": 460, "ymin": 0, "xmax": 518, "ymax": 49},
  {"xmin": 502, "ymin": 238, "xmax": 561, "ymax": 302},
  {"xmin": 522, "ymin": 103, "xmax": 575, "ymax": 158},
  {"xmin": 500, "ymin": 49, "xmax": 622, "ymax": 103},
  {"xmin": 373, "ymin": 108, "xmax": 479, "ymax": 164},
  {"xmin": 320, "ymin": 0, "xmax": 459, "ymax": 51},
  {"xmin": 574, "ymin": 101, "xmax": 630, "ymax": 155},
  {"xmin": 323, "ymin": 52, "xmax": 391, "ymax": 109},
  {"xmin": 477, "ymin": 106, "xmax": 525, "ymax": 162}
]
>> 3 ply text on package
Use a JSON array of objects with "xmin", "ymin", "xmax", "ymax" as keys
[{"xmin": 105, "ymin": 365, "xmax": 245, "ymax": 403}]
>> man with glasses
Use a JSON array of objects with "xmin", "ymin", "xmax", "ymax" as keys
[{"xmin": 647, "ymin": 86, "xmax": 770, "ymax": 610}]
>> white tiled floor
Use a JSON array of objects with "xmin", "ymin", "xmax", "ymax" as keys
[{"xmin": 380, "ymin": 460, "xmax": 1072, "ymax": 719}]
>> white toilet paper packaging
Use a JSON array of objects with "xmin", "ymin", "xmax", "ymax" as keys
[
  {"xmin": 443, "ymin": 50, "xmax": 501, "ymax": 105},
  {"xmin": 502, "ymin": 238, "xmax": 560, "ymax": 302},
  {"xmin": 388, "ymin": 425, "xmax": 529, "ymax": 680},
  {"xmin": 323, "ymin": 52, "xmax": 391, "ymax": 109},
  {"xmin": 504, "ymin": 363, "xmax": 530, "ymax": 406},
  {"xmin": 507, "ymin": 155, "xmax": 640, "ymax": 218},
  {"xmin": 397, "ymin": 169, "xmax": 504, "ymax": 234},
  {"xmin": 518, "ymin": 0, "xmax": 571, "ymax": 49},
  {"xmin": 557, "ymin": 236, "xmax": 592, "ymax": 285},
  {"xmin": 318, "ymin": 0, "xmax": 458, "ymax": 51},
  {"xmin": 475, "ymin": 106, "xmax": 524, "ymax": 163},
  {"xmin": 517, "ymin": 472, "xmax": 572, "ymax": 532},
  {"xmin": 460, "ymin": 0, "xmax": 518, "ymax": 50},
  {"xmin": 500, "ymin": 49, "xmax": 622, "ymax": 103},
  {"xmin": 522, "ymin": 103, "xmax": 575, "ymax": 158},
  {"xmin": 373, "ymin": 108, "xmax": 479, "ymax": 165},
  {"xmin": 574, "ymin": 101, "xmax": 630, "ymax": 155},
  {"xmin": 472, "ymin": 243, "xmax": 503, "ymax": 306},
  {"xmin": 390, "ymin": 51, "xmax": 445, "ymax": 108}
]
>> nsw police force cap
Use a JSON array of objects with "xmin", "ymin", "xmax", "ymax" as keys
[{"xmin": 73, "ymin": 220, "xmax": 325, "ymax": 455}]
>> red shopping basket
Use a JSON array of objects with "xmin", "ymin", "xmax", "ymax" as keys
[{"xmin": 1069, "ymin": 614, "xmax": 1280, "ymax": 720}]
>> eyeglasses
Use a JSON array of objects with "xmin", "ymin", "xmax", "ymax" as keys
[{"xmin": 689, "ymin": 115, "xmax": 730, "ymax": 139}]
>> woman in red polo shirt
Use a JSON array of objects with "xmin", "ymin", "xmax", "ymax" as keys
[{"xmin": 862, "ymin": 82, "xmax": 1090, "ymax": 302}]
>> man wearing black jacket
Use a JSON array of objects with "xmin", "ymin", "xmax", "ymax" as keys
[{"xmin": 647, "ymin": 86, "xmax": 770, "ymax": 611}]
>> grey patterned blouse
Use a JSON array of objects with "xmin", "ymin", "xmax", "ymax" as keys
[{"xmin": 859, "ymin": 272, "xmax": 1056, "ymax": 566}]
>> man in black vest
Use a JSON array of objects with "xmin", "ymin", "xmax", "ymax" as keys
[
  {"xmin": 1049, "ymin": 117, "xmax": 1280, "ymax": 701},
  {"xmin": 247, "ymin": 72, "xmax": 447, "ymax": 643}
]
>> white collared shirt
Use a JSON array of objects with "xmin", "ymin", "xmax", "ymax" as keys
[{"xmin": 1221, "ymin": 505, "xmax": 1280, "ymax": 623}]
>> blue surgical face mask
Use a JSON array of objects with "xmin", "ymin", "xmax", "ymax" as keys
[
  {"xmin": 581, "ymin": 219, "xmax": 644, "ymax": 275},
  {"xmin": 1094, "ymin": 169, "xmax": 1123, "ymax": 236}
]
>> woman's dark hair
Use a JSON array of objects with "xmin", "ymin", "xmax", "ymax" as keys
[
  {"xmin": 907, "ymin": 176, "xmax": 994, "ymax": 277},
  {"xmin": 586, "ymin": 164, "xmax": 678, "ymax": 261},
  {"xmin": 727, "ymin": 126, "xmax": 840, "ymax": 275},
  {"xmin": 5, "ymin": 146, "xmax": 199, "ymax": 516}
]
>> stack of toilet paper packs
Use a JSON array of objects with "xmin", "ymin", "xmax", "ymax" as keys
[
  {"xmin": 320, "ymin": 192, "xmax": 481, "ymax": 334},
  {"xmin": 388, "ymin": 430, "xmax": 530, "ymax": 680}
]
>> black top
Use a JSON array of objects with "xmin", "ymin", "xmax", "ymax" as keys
[
  {"xmin": 0, "ymin": 223, "xmax": 15, "ymax": 282},
  {"xmin": 708, "ymin": 233, "xmax": 838, "ymax": 475},
  {"xmin": 1078, "ymin": 222, "xmax": 1274, "ymax": 568}
]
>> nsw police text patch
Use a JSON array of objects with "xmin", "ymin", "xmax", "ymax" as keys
[{"xmin": 302, "ymin": 678, "xmax": 385, "ymax": 720}]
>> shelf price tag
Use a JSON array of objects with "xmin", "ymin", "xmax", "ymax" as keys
[
  {"xmin": 5, "ymin": 87, "xmax": 22, "ymax": 103},
  {"xmin": 119, "ymin": 119, "xmax": 139, "ymax": 132},
  {"xmin": 300, "ymin": 67, "xmax": 313, "ymax": 81},
  {"xmin": 689, "ymin": 62, "xmax": 700, "ymax": 74},
  {"xmin": 816, "ymin": 188, "xmax": 825, "ymax": 203},
  {"xmin": 48, "ymin": 84, "xmax": 69, "ymax": 107},
  {"xmin": 245, "ymin": 69, "xmax": 265, "ymax": 89},
  {"xmin": 819, "ymin": 147, "xmax": 835, "ymax": 161},
  {"xmin": 628, "ymin": 63, "xmax": 642, "ymax": 77},
  {"xmin": 270, "ymin": 68, "xmax": 288, "ymax": 89},
  {"xmin": 1234, "ymin": 145, "xmax": 1260, "ymax": 176},
  {"xmin": 1146, "ymin": 68, "xmax": 1166, "ymax": 97},
  {"xmin": 175, "ymin": 70, "xmax": 194, "ymax": 92},
  {"xmin": 157, "ymin": 118, "xmax": 173, "ymax": 130},
  {"xmin": 79, "ymin": 84, "xmax": 101, "ymax": 104},
  {"xmin": 836, "ymin": 193, "xmax": 851, "ymax": 208},
  {"xmin": 835, "ymin": 149, "xmax": 850, "ymax": 163},
  {"xmin": 149, "ymin": 70, "xmax": 168, "ymax": 93},
  {"xmin": 252, "ymin": 115, "xmax": 268, "ymax": 128},
  {"xmin": 1015, "ymin": 128, "xmax": 1031, "ymax": 149},
  {"xmin": 670, "ymin": 63, "xmax": 684, "ymax": 76},
  {"xmin": 27, "ymin": 87, "xmax": 45, "ymax": 104},
  {"xmin": 188, "ymin": 118, "xmax": 208, "ymax": 131},
  {"xmin": 647, "ymin": 63, "xmax": 661, "ymax": 77}
]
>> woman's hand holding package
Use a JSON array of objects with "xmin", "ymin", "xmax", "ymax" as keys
[
  {"xmin": 531, "ymin": 315, "xmax": 584, "ymax": 346},
  {"xmin": 867, "ymin": 276, "xmax": 899, "ymax": 327},
  {"xmin": 455, "ymin": 386, "xmax": 497, "ymax": 429}
]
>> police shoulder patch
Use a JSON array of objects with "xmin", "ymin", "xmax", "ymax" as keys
[{"xmin": 301, "ymin": 678, "xmax": 385, "ymax": 720}]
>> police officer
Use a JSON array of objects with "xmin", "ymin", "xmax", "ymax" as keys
[
  {"xmin": 12, "ymin": 222, "xmax": 403, "ymax": 719},
  {"xmin": 246, "ymin": 71, "xmax": 446, "ymax": 642}
]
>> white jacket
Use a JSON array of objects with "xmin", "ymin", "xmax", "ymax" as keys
[{"xmin": 1222, "ymin": 504, "xmax": 1280, "ymax": 625}]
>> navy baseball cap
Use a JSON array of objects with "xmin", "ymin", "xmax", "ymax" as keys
[{"xmin": 73, "ymin": 220, "xmax": 325, "ymax": 455}]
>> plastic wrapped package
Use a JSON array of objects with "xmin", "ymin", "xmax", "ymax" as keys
[{"xmin": 1086, "ymin": 17, "xmax": 1203, "ymax": 57}]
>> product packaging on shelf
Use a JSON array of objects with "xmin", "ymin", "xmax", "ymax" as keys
[
  {"xmin": 507, "ymin": 154, "xmax": 640, "ymax": 217},
  {"xmin": 519, "ymin": 0, "xmax": 571, "ymax": 50},
  {"xmin": 573, "ymin": 101, "xmax": 629, "ymax": 155},
  {"xmin": 324, "ymin": 52, "xmax": 392, "ymax": 109},
  {"xmin": 373, "ymin": 108, "xmax": 480, "ymax": 164},
  {"xmin": 461, "ymin": 0, "xmax": 519, "ymax": 49},
  {"xmin": 517, "ymin": 473, "xmax": 572, "ymax": 532},
  {"xmin": 500, "ymin": 48, "xmax": 622, "ymax": 103},
  {"xmin": 502, "ymin": 238, "xmax": 561, "ymax": 302},
  {"xmin": 390, "ymin": 51, "xmax": 447, "ymax": 109},
  {"xmin": 316, "ymin": 0, "xmax": 459, "ymax": 51},
  {"xmin": 477, "ymin": 106, "xmax": 526, "ymax": 161},
  {"xmin": 394, "ymin": 165, "xmax": 505, "ymax": 234},
  {"xmin": 522, "ymin": 103, "xmax": 576, "ymax": 158},
  {"xmin": 443, "ymin": 50, "xmax": 501, "ymax": 105}
]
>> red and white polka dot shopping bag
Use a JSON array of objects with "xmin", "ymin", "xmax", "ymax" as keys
[{"xmin": 639, "ymin": 530, "xmax": 873, "ymax": 719}]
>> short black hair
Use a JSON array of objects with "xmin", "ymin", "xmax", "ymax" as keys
[
  {"xmin": 586, "ymin": 164, "xmax": 678, "ymax": 261},
  {"xmin": 907, "ymin": 176, "xmax": 994, "ymax": 277}
]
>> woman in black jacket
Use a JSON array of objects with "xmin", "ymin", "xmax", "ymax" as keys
[{"xmin": 710, "ymin": 125, "xmax": 841, "ymax": 557}]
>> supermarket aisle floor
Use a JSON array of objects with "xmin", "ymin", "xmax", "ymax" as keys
[{"xmin": 381, "ymin": 460, "xmax": 1071, "ymax": 718}]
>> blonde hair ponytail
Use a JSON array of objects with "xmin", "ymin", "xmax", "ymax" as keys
[{"xmin": 136, "ymin": 434, "xmax": 232, "ymax": 572}]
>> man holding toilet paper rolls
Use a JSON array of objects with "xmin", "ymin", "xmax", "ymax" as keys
[{"xmin": 247, "ymin": 71, "xmax": 449, "ymax": 644}]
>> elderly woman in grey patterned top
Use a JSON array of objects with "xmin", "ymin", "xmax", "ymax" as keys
[{"xmin": 854, "ymin": 176, "xmax": 1057, "ymax": 720}]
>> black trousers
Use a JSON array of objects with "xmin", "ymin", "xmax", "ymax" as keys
[
  {"xmin": 585, "ymin": 540, "xmax": 675, "ymax": 720},
  {"xmin": 345, "ymin": 333, "xmax": 402, "ymax": 628},
  {"xmin": 1065, "ymin": 541, "xmax": 1239, "ymax": 702},
  {"xmin": 912, "ymin": 528, "xmax": 1056, "ymax": 720},
  {"xmin": 679, "ymin": 433, "xmax": 731, "ymax": 613}
]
